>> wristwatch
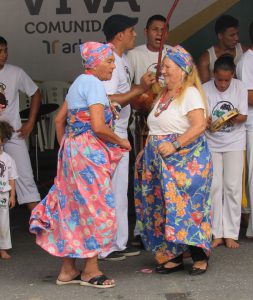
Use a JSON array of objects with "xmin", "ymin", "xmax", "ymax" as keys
[{"xmin": 172, "ymin": 140, "xmax": 181, "ymax": 151}]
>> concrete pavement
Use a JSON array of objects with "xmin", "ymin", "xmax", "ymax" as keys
[{"xmin": 1, "ymin": 211, "xmax": 253, "ymax": 300}]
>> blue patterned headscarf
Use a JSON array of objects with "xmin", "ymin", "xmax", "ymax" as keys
[
  {"xmin": 164, "ymin": 45, "xmax": 193, "ymax": 74},
  {"xmin": 80, "ymin": 42, "xmax": 114, "ymax": 69}
]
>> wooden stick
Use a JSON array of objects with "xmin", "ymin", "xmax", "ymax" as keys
[{"xmin": 156, "ymin": 0, "xmax": 180, "ymax": 81}]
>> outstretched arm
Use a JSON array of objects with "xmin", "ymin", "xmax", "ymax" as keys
[{"xmin": 108, "ymin": 71, "xmax": 156, "ymax": 107}]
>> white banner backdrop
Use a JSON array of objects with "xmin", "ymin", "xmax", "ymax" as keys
[{"xmin": 0, "ymin": 0, "xmax": 216, "ymax": 81}]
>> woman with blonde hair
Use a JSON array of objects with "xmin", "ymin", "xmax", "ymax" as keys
[{"xmin": 135, "ymin": 45, "xmax": 212, "ymax": 276}]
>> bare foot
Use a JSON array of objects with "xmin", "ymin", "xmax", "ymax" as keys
[
  {"xmin": 211, "ymin": 238, "xmax": 224, "ymax": 248},
  {"xmin": 224, "ymin": 238, "xmax": 240, "ymax": 249},
  {"xmin": 57, "ymin": 269, "xmax": 80, "ymax": 282},
  {"xmin": 0, "ymin": 250, "xmax": 11, "ymax": 259}
]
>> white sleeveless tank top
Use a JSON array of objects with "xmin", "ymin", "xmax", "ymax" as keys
[{"xmin": 208, "ymin": 43, "xmax": 243, "ymax": 76}]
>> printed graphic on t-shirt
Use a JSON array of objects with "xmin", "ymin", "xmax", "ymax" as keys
[
  {"xmin": 0, "ymin": 160, "xmax": 7, "ymax": 191},
  {"xmin": 0, "ymin": 82, "xmax": 7, "ymax": 106},
  {"xmin": 0, "ymin": 160, "xmax": 6, "ymax": 177},
  {"xmin": 124, "ymin": 65, "xmax": 132, "ymax": 87},
  {"xmin": 147, "ymin": 63, "xmax": 164, "ymax": 86},
  {"xmin": 0, "ymin": 197, "xmax": 8, "ymax": 208},
  {"xmin": 212, "ymin": 101, "xmax": 235, "ymax": 132}
]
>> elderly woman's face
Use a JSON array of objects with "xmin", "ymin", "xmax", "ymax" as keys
[
  {"xmin": 95, "ymin": 54, "xmax": 115, "ymax": 81},
  {"xmin": 214, "ymin": 69, "xmax": 234, "ymax": 92},
  {"xmin": 161, "ymin": 57, "xmax": 184, "ymax": 87}
]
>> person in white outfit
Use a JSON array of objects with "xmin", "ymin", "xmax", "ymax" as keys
[
  {"xmin": 126, "ymin": 14, "xmax": 170, "ymax": 245},
  {"xmin": 0, "ymin": 121, "xmax": 18, "ymax": 259},
  {"xmin": 127, "ymin": 15, "xmax": 170, "ymax": 86},
  {"xmin": 236, "ymin": 21, "xmax": 253, "ymax": 238},
  {"xmin": 198, "ymin": 15, "xmax": 249, "ymax": 228},
  {"xmin": 0, "ymin": 36, "xmax": 41, "ymax": 211},
  {"xmin": 204, "ymin": 54, "xmax": 248, "ymax": 249},
  {"xmin": 100, "ymin": 14, "xmax": 155, "ymax": 261},
  {"xmin": 198, "ymin": 15, "xmax": 247, "ymax": 83}
]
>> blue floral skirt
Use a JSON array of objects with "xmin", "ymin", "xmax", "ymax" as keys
[{"xmin": 134, "ymin": 134, "xmax": 213, "ymax": 264}]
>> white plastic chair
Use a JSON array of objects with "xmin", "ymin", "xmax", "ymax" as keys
[{"xmin": 40, "ymin": 81, "xmax": 71, "ymax": 149}]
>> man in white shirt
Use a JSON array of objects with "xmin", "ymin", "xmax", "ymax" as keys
[
  {"xmin": 236, "ymin": 21, "xmax": 253, "ymax": 238},
  {"xmin": 0, "ymin": 36, "xmax": 41, "ymax": 211},
  {"xmin": 100, "ymin": 14, "xmax": 155, "ymax": 261},
  {"xmin": 127, "ymin": 14, "xmax": 170, "ymax": 85},
  {"xmin": 198, "ymin": 15, "xmax": 247, "ymax": 83}
]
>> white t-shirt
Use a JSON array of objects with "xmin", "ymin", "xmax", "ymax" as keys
[
  {"xmin": 147, "ymin": 86, "xmax": 205, "ymax": 135},
  {"xmin": 103, "ymin": 52, "xmax": 131, "ymax": 133},
  {"xmin": 0, "ymin": 64, "xmax": 38, "ymax": 138},
  {"xmin": 203, "ymin": 79, "xmax": 248, "ymax": 152},
  {"xmin": 0, "ymin": 151, "xmax": 18, "ymax": 193},
  {"xmin": 236, "ymin": 49, "xmax": 253, "ymax": 131},
  {"xmin": 127, "ymin": 44, "xmax": 171, "ymax": 84}
]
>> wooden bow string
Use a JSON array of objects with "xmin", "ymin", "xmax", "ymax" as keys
[{"xmin": 156, "ymin": 0, "xmax": 180, "ymax": 81}]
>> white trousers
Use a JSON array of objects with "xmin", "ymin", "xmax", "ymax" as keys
[
  {"xmin": 4, "ymin": 138, "xmax": 41, "ymax": 205},
  {"xmin": 100, "ymin": 131, "xmax": 129, "ymax": 258},
  {"xmin": 246, "ymin": 131, "xmax": 253, "ymax": 237},
  {"xmin": 211, "ymin": 151, "xmax": 244, "ymax": 239},
  {"xmin": 0, "ymin": 193, "xmax": 11, "ymax": 249}
]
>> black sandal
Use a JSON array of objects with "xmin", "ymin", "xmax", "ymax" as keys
[
  {"xmin": 80, "ymin": 274, "xmax": 115, "ymax": 289},
  {"xmin": 155, "ymin": 254, "xmax": 183, "ymax": 274},
  {"xmin": 189, "ymin": 261, "xmax": 208, "ymax": 276},
  {"xmin": 156, "ymin": 263, "xmax": 184, "ymax": 274}
]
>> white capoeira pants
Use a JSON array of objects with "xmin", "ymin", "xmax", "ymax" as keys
[
  {"xmin": 4, "ymin": 138, "xmax": 40, "ymax": 205},
  {"xmin": 0, "ymin": 193, "xmax": 11, "ymax": 250},
  {"xmin": 211, "ymin": 150, "xmax": 244, "ymax": 240},
  {"xmin": 99, "ymin": 131, "xmax": 129, "ymax": 258},
  {"xmin": 246, "ymin": 131, "xmax": 253, "ymax": 237}
]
